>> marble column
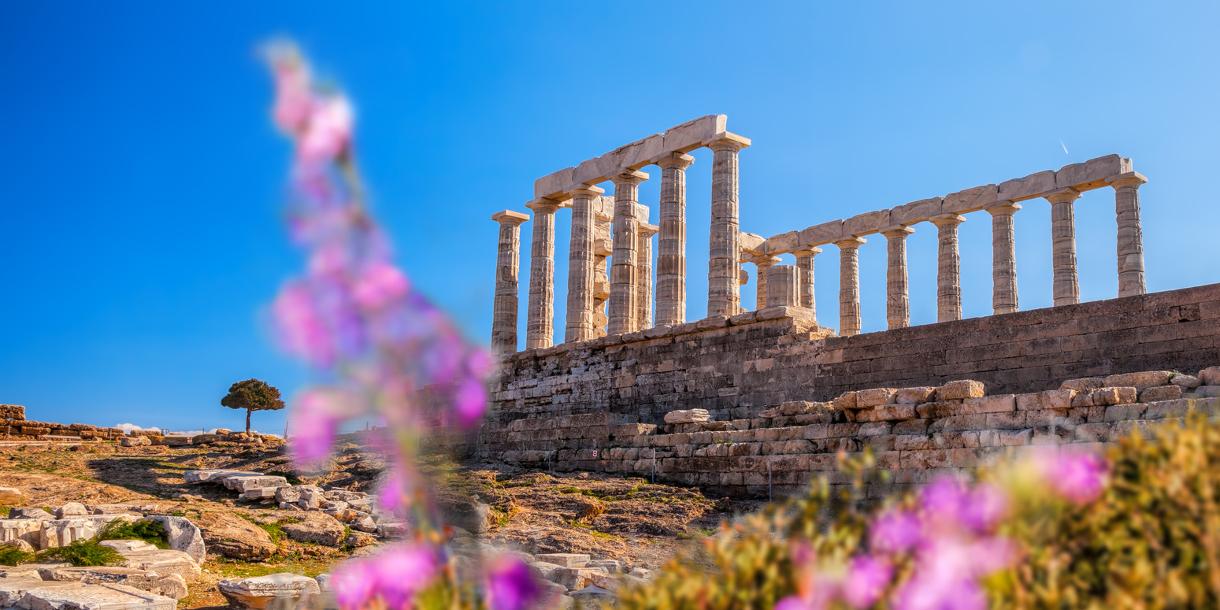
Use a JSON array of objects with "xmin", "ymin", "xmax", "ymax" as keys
[
  {"xmin": 490, "ymin": 210, "xmax": 529, "ymax": 353},
  {"xmin": 752, "ymin": 255, "xmax": 780, "ymax": 310},
  {"xmin": 656, "ymin": 153, "xmax": 694, "ymax": 327},
  {"xmin": 525, "ymin": 198, "xmax": 561, "ymax": 349},
  {"xmin": 986, "ymin": 202, "xmax": 1021, "ymax": 314},
  {"xmin": 793, "ymin": 247, "xmax": 821, "ymax": 317},
  {"xmin": 766, "ymin": 265, "xmax": 800, "ymax": 308},
  {"xmin": 1109, "ymin": 172, "xmax": 1148, "ymax": 298},
  {"xmin": 609, "ymin": 170, "xmax": 647, "ymax": 335},
  {"xmin": 708, "ymin": 134, "xmax": 750, "ymax": 317},
  {"xmin": 565, "ymin": 186, "xmax": 605, "ymax": 343},
  {"xmin": 1045, "ymin": 188, "xmax": 1081, "ymax": 306},
  {"xmin": 881, "ymin": 226, "xmax": 914, "ymax": 329},
  {"xmin": 836, "ymin": 237, "xmax": 865, "ymax": 337},
  {"xmin": 636, "ymin": 222, "xmax": 658, "ymax": 329},
  {"xmin": 932, "ymin": 214, "xmax": 965, "ymax": 322}
]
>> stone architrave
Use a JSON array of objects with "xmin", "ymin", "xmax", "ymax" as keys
[
  {"xmin": 881, "ymin": 226, "xmax": 914, "ymax": 329},
  {"xmin": 836, "ymin": 237, "xmax": 866, "ymax": 336},
  {"xmin": 636, "ymin": 221, "xmax": 658, "ymax": 329},
  {"xmin": 656, "ymin": 153, "xmax": 694, "ymax": 326},
  {"xmin": 490, "ymin": 210, "xmax": 528, "ymax": 353},
  {"xmin": 931, "ymin": 214, "xmax": 966, "ymax": 322},
  {"xmin": 1045, "ymin": 188, "xmax": 1082, "ymax": 306},
  {"xmin": 1108, "ymin": 172, "xmax": 1148, "ymax": 297},
  {"xmin": 793, "ymin": 247, "xmax": 821, "ymax": 318},
  {"xmin": 565, "ymin": 186, "xmax": 605, "ymax": 342},
  {"xmin": 609, "ymin": 170, "xmax": 647, "ymax": 335},
  {"xmin": 986, "ymin": 202, "xmax": 1021, "ymax": 314},
  {"xmin": 708, "ymin": 134, "xmax": 750, "ymax": 317},
  {"xmin": 751, "ymin": 255, "xmax": 781, "ymax": 310},
  {"xmin": 525, "ymin": 198, "xmax": 561, "ymax": 349}
]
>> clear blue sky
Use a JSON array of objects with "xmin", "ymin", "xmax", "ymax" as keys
[{"xmin": 3, "ymin": 2, "xmax": 1219, "ymax": 433}]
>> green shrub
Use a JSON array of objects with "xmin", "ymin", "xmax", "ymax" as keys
[
  {"xmin": 0, "ymin": 544, "xmax": 34, "ymax": 566},
  {"xmin": 97, "ymin": 519, "xmax": 169, "ymax": 549},
  {"xmin": 37, "ymin": 540, "xmax": 123, "ymax": 567}
]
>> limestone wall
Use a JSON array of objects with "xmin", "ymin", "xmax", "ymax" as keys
[
  {"xmin": 482, "ymin": 366, "xmax": 1220, "ymax": 497},
  {"xmin": 490, "ymin": 283, "xmax": 1220, "ymax": 428},
  {"xmin": 0, "ymin": 405, "xmax": 24, "ymax": 421}
]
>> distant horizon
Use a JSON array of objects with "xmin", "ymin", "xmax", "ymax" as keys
[{"xmin": 4, "ymin": 1, "xmax": 1220, "ymax": 431}]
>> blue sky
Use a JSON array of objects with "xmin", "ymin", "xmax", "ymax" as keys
[{"xmin": 3, "ymin": 1, "xmax": 1219, "ymax": 432}]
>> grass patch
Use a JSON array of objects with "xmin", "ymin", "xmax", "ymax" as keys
[
  {"xmin": 0, "ymin": 545, "xmax": 34, "ymax": 566},
  {"xmin": 98, "ymin": 519, "xmax": 169, "ymax": 549},
  {"xmin": 211, "ymin": 556, "xmax": 333, "ymax": 578},
  {"xmin": 258, "ymin": 522, "xmax": 286, "ymax": 543},
  {"xmin": 37, "ymin": 540, "xmax": 123, "ymax": 567}
]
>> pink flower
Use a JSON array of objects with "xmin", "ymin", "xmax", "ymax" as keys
[
  {"xmin": 870, "ymin": 509, "xmax": 921, "ymax": 554},
  {"xmin": 453, "ymin": 376, "xmax": 487, "ymax": 428},
  {"xmin": 466, "ymin": 347, "xmax": 494, "ymax": 378},
  {"xmin": 369, "ymin": 544, "xmax": 439, "ymax": 607},
  {"xmin": 330, "ymin": 558, "xmax": 376, "ymax": 610},
  {"xmin": 272, "ymin": 281, "xmax": 334, "ymax": 367},
  {"xmin": 484, "ymin": 556, "xmax": 541, "ymax": 610},
  {"xmin": 920, "ymin": 476, "xmax": 968, "ymax": 524},
  {"xmin": 265, "ymin": 43, "xmax": 312, "ymax": 134},
  {"xmin": 288, "ymin": 389, "xmax": 341, "ymax": 468},
  {"xmin": 842, "ymin": 555, "xmax": 892, "ymax": 609},
  {"xmin": 352, "ymin": 261, "xmax": 410, "ymax": 311},
  {"xmin": 298, "ymin": 94, "xmax": 353, "ymax": 165},
  {"xmin": 1047, "ymin": 451, "xmax": 1107, "ymax": 505},
  {"xmin": 775, "ymin": 596, "xmax": 815, "ymax": 610},
  {"xmin": 376, "ymin": 468, "xmax": 408, "ymax": 514},
  {"xmin": 961, "ymin": 483, "xmax": 1008, "ymax": 533}
]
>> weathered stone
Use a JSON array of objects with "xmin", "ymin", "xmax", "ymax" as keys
[
  {"xmin": 855, "ymin": 388, "xmax": 897, "ymax": 408},
  {"xmin": 55, "ymin": 503, "xmax": 88, "ymax": 518},
  {"xmin": 832, "ymin": 391, "xmax": 858, "ymax": 410},
  {"xmin": 15, "ymin": 581, "xmax": 177, "ymax": 610},
  {"xmin": 281, "ymin": 513, "xmax": 346, "ymax": 547},
  {"xmin": 663, "ymin": 409, "xmax": 709, "ymax": 424},
  {"xmin": 535, "ymin": 553, "xmax": 592, "ymax": 569},
  {"xmin": 1139, "ymin": 385, "xmax": 1183, "ymax": 403},
  {"xmin": 1104, "ymin": 371, "xmax": 1173, "ymax": 391},
  {"xmin": 0, "ymin": 487, "xmax": 25, "ymax": 505},
  {"xmin": 147, "ymin": 516, "xmax": 206, "ymax": 564},
  {"xmin": 222, "ymin": 475, "xmax": 290, "ymax": 494},
  {"xmin": 960, "ymin": 394, "xmax": 1015, "ymax": 414},
  {"xmin": 1199, "ymin": 366, "xmax": 1220, "ymax": 386},
  {"xmin": 1061, "ymin": 377, "xmax": 1105, "ymax": 392},
  {"xmin": 936, "ymin": 380, "xmax": 984, "ymax": 400},
  {"xmin": 38, "ymin": 566, "xmax": 190, "ymax": 600},
  {"xmin": 894, "ymin": 387, "xmax": 936, "ymax": 404},
  {"xmin": 218, "ymin": 573, "xmax": 321, "ymax": 610},
  {"xmin": 854, "ymin": 404, "xmax": 915, "ymax": 422},
  {"xmin": 8, "ymin": 508, "xmax": 53, "ymax": 520},
  {"xmin": 183, "ymin": 469, "xmax": 260, "ymax": 485},
  {"xmin": 1171, "ymin": 374, "xmax": 1202, "ymax": 389}
]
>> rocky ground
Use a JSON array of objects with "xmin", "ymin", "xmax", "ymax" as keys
[{"xmin": 0, "ymin": 438, "xmax": 757, "ymax": 608}]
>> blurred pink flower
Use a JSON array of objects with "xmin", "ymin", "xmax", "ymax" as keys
[
  {"xmin": 288, "ymin": 389, "xmax": 341, "ymax": 468},
  {"xmin": 1046, "ymin": 451, "xmax": 1107, "ymax": 505},
  {"xmin": 842, "ymin": 555, "xmax": 892, "ymax": 609},
  {"xmin": 961, "ymin": 483, "xmax": 1008, "ymax": 533},
  {"xmin": 919, "ymin": 476, "xmax": 968, "ymax": 524},
  {"xmin": 484, "ymin": 556, "xmax": 541, "ymax": 610},
  {"xmin": 775, "ymin": 596, "xmax": 815, "ymax": 610},
  {"xmin": 454, "ymin": 376, "xmax": 488, "ymax": 428},
  {"xmin": 352, "ymin": 261, "xmax": 410, "ymax": 311},
  {"xmin": 298, "ymin": 94, "xmax": 353, "ymax": 165},
  {"xmin": 267, "ymin": 46, "xmax": 312, "ymax": 134},
  {"xmin": 369, "ymin": 544, "xmax": 440, "ymax": 608},
  {"xmin": 272, "ymin": 281, "xmax": 334, "ymax": 367},
  {"xmin": 330, "ymin": 558, "xmax": 376, "ymax": 610},
  {"xmin": 376, "ymin": 467, "xmax": 408, "ymax": 514},
  {"xmin": 870, "ymin": 509, "xmax": 921, "ymax": 554}
]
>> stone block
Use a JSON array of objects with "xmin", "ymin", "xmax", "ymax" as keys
[
  {"xmin": 832, "ymin": 391, "xmax": 858, "ymax": 410},
  {"xmin": 536, "ymin": 553, "xmax": 592, "ymax": 568},
  {"xmin": 941, "ymin": 184, "xmax": 998, "ymax": 214},
  {"xmin": 914, "ymin": 401, "xmax": 963, "ymax": 419},
  {"xmin": 0, "ymin": 487, "xmax": 25, "ymax": 505},
  {"xmin": 1139, "ymin": 385, "xmax": 1183, "ymax": 402},
  {"xmin": 1056, "ymin": 154, "xmax": 1131, "ymax": 190},
  {"xmin": 799, "ymin": 220, "xmax": 845, "ymax": 246},
  {"xmin": 1092, "ymin": 387, "xmax": 1138, "ymax": 406},
  {"xmin": 1015, "ymin": 389, "xmax": 1074, "ymax": 411},
  {"xmin": 889, "ymin": 197, "xmax": 943, "ymax": 226},
  {"xmin": 935, "ymin": 380, "xmax": 985, "ymax": 400},
  {"xmin": 855, "ymin": 388, "xmax": 897, "ymax": 408},
  {"xmin": 664, "ymin": 409, "xmax": 710, "ymax": 424},
  {"xmin": 762, "ymin": 231, "xmax": 801, "ymax": 255},
  {"xmin": 997, "ymin": 170, "xmax": 1057, "ymax": 202},
  {"xmin": 853, "ymin": 404, "xmax": 915, "ymax": 422},
  {"xmin": 1194, "ymin": 386, "xmax": 1220, "ymax": 398},
  {"xmin": 894, "ymin": 387, "xmax": 936, "ymax": 404},
  {"xmin": 842, "ymin": 210, "xmax": 892, "ymax": 237},
  {"xmin": 147, "ymin": 515, "xmax": 206, "ymax": 564},
  {"xmin": 1199, "ymin": 366, "xmax": 1220, "ymax": 385},
  {"xmin": 1171, "ymin": 374, "xmax": 1202, "ymax": 389},
  {"xmin": 17, "ymin": 582, "xmax": 177, "ymax": 610},
  {"xmin": 219, "ymin": 573, "xmax": 321, "ymax": 610},
  {"xmin": 960, "ymin": 394, "xmax": 1015, "ymax": 414},
  {"xmin": 1061, "ymin": 377, "xmax": 1105, "ymax": 392},
  {"xmin": 1104, "ymin": 370, "xmax": 1173, "ymax": 391}
]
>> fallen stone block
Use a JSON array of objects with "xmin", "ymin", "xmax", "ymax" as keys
[
  {"xmin": 1171, "ymin": 373, "xmax": 1202, "ymax": 389},
  {"xmin": 18, "ymin": 582, "xmax": 177, "ymax": 610},
  {"xmin": 663, "ymin": 409, "xmax": 709, "ymax": 424},
  {"xmin": 8, "ymin": 508, "xmax": 54, "ymax": 520},
  {"xmin": 147, "ymin": 515, "xmax": 206, "ymax": 564},
  {"xmin": 534, "ymin": 553, "xmax": 591, "ymax": 569},
  {"xmin": 0, "ymin": 519, "xmax": 44, "ymax": 548},
  {"xmin": 119, "ymin": 548, "xmax": 202, "ymax": 581},
  {"xmin": 37, "ymin": 566, "xmax": 190, "ymax": 600},
  {"xmin": 183, "ymin": 469, "xmax": 261, "ymax": 484},
  {"xmin": 281, "ymin": 514, "xmax": 346, "ymax": 547},
  {"xmin": 55, "ymin": 503, "xmax": 89, "ymax": 518},
  {"xmin": 223, "ymin": 475, "xmax": 290, "ymax": 494},
  {"xmin": 218, "ymin": 573, "xmax": 321, "ymax": 610}
]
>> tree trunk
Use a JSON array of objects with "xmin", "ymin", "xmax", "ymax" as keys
[{"xmin": 245, "ymin": 409, "xmax": 252, "ymax": 434}]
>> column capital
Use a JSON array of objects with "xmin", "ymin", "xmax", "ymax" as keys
[
  {"xmin": 880, "ymin": 225, "xmax": 915, "ymax": 238},
  {"xmin": 793, "ymin": 246, "xmax": 823, "ymax": 257},
  {"xmin": 656, "ymin": 152, "xmax": 695, "ymax": 170},
  {"xmin": 570, "ymin": 185, "xmax": 606, "ymax": 198},
  {"xmin": 931, "ymin": 214, "xmax": 966, "ymax": 228},
  {"xmin": 613, "ymin": 169, "xmax": 649, "ymax": 186},
  {"xmin": 1107, "ymin": 171, "xmax": 1148, "ymax": 190},
  {"xmin": 491, "ymin": 210, "xmax": 529, "ymax": 225},
  {"xmin": 985, "ymin": 201, "xmax": 1022, "ymax": 216},
  {"xmin": 1044, "ymin": 188, "xmax": 1082, "ymax": 205},
  {"xmin": 835, "ymin": 236, "xmax": 867, "ymax": 249},
  {"xmin": 706, "ymin": 132, "xmax": 752, "ymax": 152},
  {"xmin": 640, "ymin": 222, "xmax": 660, "ymax": 237},
  {"xmin": 525, "ymin": 198, "xmax": 562, "ymax": 213}
]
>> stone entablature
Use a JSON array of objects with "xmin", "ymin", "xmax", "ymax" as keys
[
  {"xmin": 490, "ymin": 114, "xmax": 1150, "ymax": 353},
  {"xmin": 481, "ymin": 364, "xmax": 1220, "ymax": 498}
]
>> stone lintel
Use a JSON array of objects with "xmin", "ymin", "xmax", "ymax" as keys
[
  {"xmin": 998, "ymin": 170, "xmax": 1057, "ymax": 202},
  {"xmin": 800, "ymin": 220, "xmax": 846, "ymax": 247},
  {"xmin": 761, "ymin": 230, "xmax": 800, "ymax": 255},
  {"xmin": 491, "ymin": 210, "xmax": 529, "ymax": 225},
  {"xmin": 1055, "ymin": 154, "xmax": 1133, "ymax": 191},
  {"xmin": 739, "ymin": 232, "xmax": 767, "ymax": 258},
  {"xmin": 941, "ymin": 184, "xmax": 999, "ymax": 215},
  {"xmin": 843, "ymin": 209, "xmax": 893, "ymax": 237},
  {"xmin": 889, "ymin": 197, "xmax": 944, "ymax": 226}
]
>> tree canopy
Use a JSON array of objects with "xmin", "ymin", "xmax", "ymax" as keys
[{"xmin": 220, "ymin": 378, "xmax": 284, "ymax": 433}]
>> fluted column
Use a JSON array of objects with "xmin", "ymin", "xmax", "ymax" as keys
[
  {"xmin": 1109, "ymin": 172, "xmax": 1148, "ymax": 297},
  {"xmin": 1045, "ymin": 188, "xmax": 1081, "ymax": 306},
  {"xmin": 881, "ymin": 226, "xmax": 914, "ymax": 329},
  {"xmin": 986, "ymin": 202, "xmax": 1021, "ymax": 314},
  {"xmin": 490, "ymin": 210, "xmax": 529, "ymax": 353},
  {"xmin": 766, "ymin": 265, "xmax": 800, "ymax": 308},
  {"xmin": 931, "ymin": 214, "xmax": 965, "ymax": 322},
  {"xmin": 708, "ymin": 134, "xmax": 751, "ymax": 317},
  {"xmin": 525, "ymin": 198, "xmax": 561, "ymax": 349},
  {"xmin": 793, "ymin": 247, "xmax": 821, "ymax": 317},
  {"xmin": 751, "ymin": 255, "xmax": 780, "ymax": 310},
  {"xmin": 836, "ymin": 237, "xmax": 865, "ymax": 336},
  {"xmin": 656, "ymin": 153, "xmax": 694, "ymax": 327},
  {"xmin": 636, "ymin": 222, "xmax": 658, "ymax": 329},
  {"xmin": 565, "ymin": 186, "xmax": 605, "ymax": 343},
  {"xmin": 609, "ymin": 170, "xmax": 647, "ymax": 335}
]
